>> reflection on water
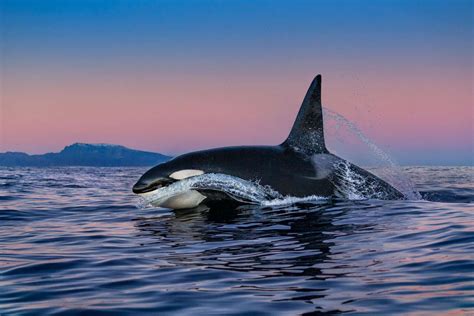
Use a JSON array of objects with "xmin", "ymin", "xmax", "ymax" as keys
[
  {"xmin": 0, "ymin": 167, "xmax": 473, "ymax": 315},
  {"xmin": 136, "ymin": 202, "xmax": 343, "ymax": 276}
]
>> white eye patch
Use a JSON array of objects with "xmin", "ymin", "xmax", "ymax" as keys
[{"xmin": 169, "ymin": 169, "xmax": 205, "ymax": 180}]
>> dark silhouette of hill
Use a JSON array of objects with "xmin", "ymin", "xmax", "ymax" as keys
[{"xmin": 0, "ymin": 143, "xmax": 171, "ymax": 167}]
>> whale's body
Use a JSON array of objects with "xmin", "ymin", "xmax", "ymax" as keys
[{"xmin": 133, "ymin": 75, "xmax": 404, "ymax": 209}]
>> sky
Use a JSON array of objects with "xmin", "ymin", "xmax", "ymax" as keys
[{"xmin": 0, "ymin": 0, "xmax": 472, "ymax": 165}]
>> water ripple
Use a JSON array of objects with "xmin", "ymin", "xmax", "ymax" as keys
[{"xmin": 0, "ymin": 166, "xmax": 472, "ymax": 315}]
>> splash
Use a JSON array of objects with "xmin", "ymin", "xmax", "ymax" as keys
[
  {"xmin": 332, "ymin": 160, "xmax": 401, "ymax": 200},
  {"xmin": 261, "ymin": 195, "xmax": 327, "ymax": 207},
  {"xmin": 323, "ymin": 108, "xmax": 421, "ymax": 200},
  {"xmin": 137, "ymin": 173, "xmax": 331, "ymax": 209},
  {"xmin": 138, "ymin": 173, "xmax": 283, "ymax": 208},
  {"xmin": 332, "ymin": 161, "xmax": 370, "ymax": 200}
]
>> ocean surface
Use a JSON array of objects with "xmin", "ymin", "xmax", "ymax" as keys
[{"xmin": 0, "ymin": 166, "xmax": 473, "ymax": 315}]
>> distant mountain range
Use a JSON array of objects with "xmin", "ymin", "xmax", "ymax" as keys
[{"xmin": 0, "ymin": 143, "xmax": 171, "ymax": 167}]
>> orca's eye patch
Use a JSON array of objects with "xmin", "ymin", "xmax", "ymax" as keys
[{"xmin": 169, "ymin": 169, "xmax": 204, "ymax": 180}]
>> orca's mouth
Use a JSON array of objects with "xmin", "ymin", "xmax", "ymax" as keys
[{"xmin": 132, "ymin": 177, "xmax": 176, "ymax": 194}]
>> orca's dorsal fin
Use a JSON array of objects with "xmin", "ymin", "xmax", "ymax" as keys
[{"xmin": 282, "ymin": 74, "xmax": 328, "ymax": 154}]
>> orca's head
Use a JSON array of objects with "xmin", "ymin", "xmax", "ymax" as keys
[
  {"xmin": 133, "ymin": 159, "xmax": 205, "ymax": 194},
  {"xmin": 132, "ymin": 154, "xmax": 210, "ymax": 209}
]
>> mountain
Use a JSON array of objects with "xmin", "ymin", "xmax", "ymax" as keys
[{"xmin": 0, "ymin": 143, "xmax": 171, "ymax": 167}]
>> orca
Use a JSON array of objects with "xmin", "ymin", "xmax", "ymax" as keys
[{"xmin": 133, "ymin": 75, "xmax": 404, "ymax": 209}]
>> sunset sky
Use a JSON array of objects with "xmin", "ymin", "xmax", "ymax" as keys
[{"xmin": 1, "ymin": 0, "xmax": 472, "ymax": 165}]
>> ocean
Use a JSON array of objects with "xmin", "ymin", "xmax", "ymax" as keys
[{"xmin": 0, "ymin": 166, "xmax": 473, "ymax": 315}]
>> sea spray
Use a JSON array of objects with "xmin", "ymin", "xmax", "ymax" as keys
[
  {"xmin": 323, "ymin": 108, "xmax": 421, "ymax": 200},
  {"xmin": 137, "ymin": 173, "xmax": 284, "ymax": 208}
]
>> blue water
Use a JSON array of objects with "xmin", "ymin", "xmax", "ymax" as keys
[{"xmin": 0, "ymin": 166, "xmax": 473, "ymax": 315}]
